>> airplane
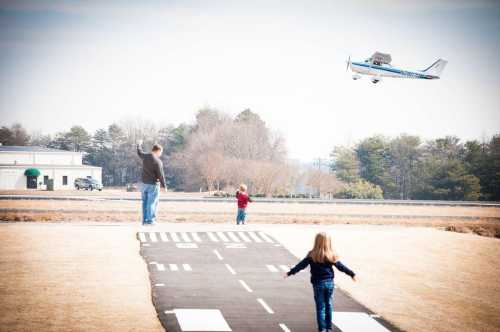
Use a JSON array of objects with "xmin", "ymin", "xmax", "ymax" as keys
[{"xmin": 346, "ymin": 52, "xmax": 448, "ymax": 84}]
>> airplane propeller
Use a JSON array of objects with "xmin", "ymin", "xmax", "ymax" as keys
[{"xmin": 346, "ymin": 55, "xmax": 351, "ymax": 72}]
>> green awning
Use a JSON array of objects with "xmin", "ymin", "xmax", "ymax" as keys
[{"xmin": 24, "ymin": 168, "xmax": 41, "ymax": 177}]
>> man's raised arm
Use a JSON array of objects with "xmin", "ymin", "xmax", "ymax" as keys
[{"xmin": 137, "ymin": 143, "xmax": 145, "ymax": 159}]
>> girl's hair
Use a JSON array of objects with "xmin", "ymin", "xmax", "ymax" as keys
[
  {"xmin": 308, "ymin": 232, "xmax": 338, "ymax": 264},
  {"xmin": 239, "ymin": 183, "xmax": 247, "ymax": 192}
]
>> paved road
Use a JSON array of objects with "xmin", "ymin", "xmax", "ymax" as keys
[
  {"xmin": 2, "ymin": 193, "xmax": 499, "ymax": 207},
  {"xmin": 138, "ymin": 230, "xmax": 401, "ymax": 332}
]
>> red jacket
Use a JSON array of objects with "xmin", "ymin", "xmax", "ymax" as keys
[{"xmin": 236, "ymin": 191, "xmax": 252, "ymax": 209}]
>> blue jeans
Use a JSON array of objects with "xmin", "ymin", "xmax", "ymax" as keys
[
  {"xmin": 236, "ymin": 208, "xmax": 246, "ymax": 224},
  {"xmin": 313, "ymin": 280, "xmax": 334, "ymax": 331},
  {"xmin": 141, "ymin": 183, "xmax": 160, "ymax": 224}
]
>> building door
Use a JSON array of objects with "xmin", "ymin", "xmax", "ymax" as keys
[{"xmin": 26, "ymin": 176, "xmax": 38, "ymax": 189}]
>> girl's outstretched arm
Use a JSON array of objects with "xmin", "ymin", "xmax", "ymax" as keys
[
  {"xmin": 333, "ymin": 261, "xmax": 356, "ymax": 279},
  {"xmin": 285, "ymin": 256, "xmax": 311, "ymax": 278}
]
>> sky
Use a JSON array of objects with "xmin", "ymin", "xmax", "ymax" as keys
[{"xmin": 1, "ymin": 0, "xmax": 499, "ymax": 161}]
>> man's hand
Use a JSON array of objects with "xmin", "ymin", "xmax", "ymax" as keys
[
  {"xmin": 283, "ymin": 273, "xmax": 289, "ymax": 279},
  {"xmin": 352, "ymin": 275, "xmax": 357, "ymax": 282}
]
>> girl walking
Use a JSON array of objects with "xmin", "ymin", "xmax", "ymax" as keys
[{"xmin": 284, "ymin": 232, "xmax": 356, "ymax": 332}]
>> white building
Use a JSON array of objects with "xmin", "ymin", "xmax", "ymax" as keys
[{"xmin": 0, "ymin": 146, "xmax": 102, "ymax": 190}]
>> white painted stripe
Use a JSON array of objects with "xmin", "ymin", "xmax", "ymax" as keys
[
  {"xmin": 159, "ymin": 232, "xmax": 169, "ymax": 242},
  {"xmin": 155, "ymin": 283, "xmax": 165, "ymax": 287},
  {"xmin": 157, "ymin": 263, "xmax": 165, "ymax": 271},
  {"xmin": 149, "ymin": 261, "xmax": 157, "ymax": 265},
  {"xmin": 279, "ymin": 323, "xmax": 291, "ymax": 332},
  {"xmin": 180, "ymin": 232, "xmax": 191, "ymax": 242},
  {"xmin": 213, "ymin": 249, "xmax": 224, "ymax": 260},
  {"xmin": 225, "ymin": 263, "xmax": 236, "ymax": 275},
  {"xmin": 207, "ymin": 232, "xmax": 219, "ymax": 242},
  {"xmin": 216, "ymin": 232, "xmax": 229, "ymax": 242},
  {"xmin": 247, "ymin": 231, "xmax": 262, "ymax": 243},
  {"xmin": 191, "ymin": 232, "xmax": 202, "ymax": 242},
  {"xmin": 238, "ymin": 279, "xmax": 253, "ymax": 293},
  {"xmin": 258, "ymin": 232, "xmax": 274, "ymax": 243},
  {"xmin": 334, "ymin": 312, "xmax": 391, "ymax": 332},
  {"xmin": 173, "ymin": 309, "xmax": 232, "ymax": 331},
  {"xmin": 237, "ymin": 231, "xmax": 251, "ymax": 242},
  {"xmin": 142, "ymin": 243, "xmax": 150, "ymax": 246},
  {"xmin": 257, "ymin": 298, "xmax": 274, "ymax": 314},
  {"xmin": 182, "ymin": 264, "xmax": 192, "ymax": 271},
  {"xmin": 226, "ymin": 232, "xmax": 240, "ymax": 242},
  {"xmin": 279, "ymin": 265, "xmax": 289, "ymax": 272},
  {"xmin": 266, "ymin": 264, "xmax": 279, "ymax": 273},
  {"xmin": 169, "ymin": 264, "xmax": 179, "ymax": 271},
  {"xmin": 170, "ymin": 232, "xmax": 180, "ymax": 242},
  {"xmin": 149, "ymin": 232, "xmax": 158, "ymax": 242},
  {"xmin": 138, "ymin": 232, "xmax": 146, "ymax": 242}
]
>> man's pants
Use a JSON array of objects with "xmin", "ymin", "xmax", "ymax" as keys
[{"xmin": 141, "ymin": 183, "xmax": 160, "ymax": 224}]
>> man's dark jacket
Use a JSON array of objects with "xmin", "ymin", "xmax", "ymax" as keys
[{"xmin": 137, "ymin": 145, "xmax": 166, "ymax": 188}]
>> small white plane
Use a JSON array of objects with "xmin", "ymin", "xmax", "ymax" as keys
[{"xmin": 347, "ymin": 52, "xmax": 448, "ymax": 84}]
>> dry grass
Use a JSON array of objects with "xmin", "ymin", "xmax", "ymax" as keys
[
  {"xmin": 268, "ymin": 225, "xmax": 500, "ymax": 332},
  {"xmin": 0, "ymin": 223, "xmax": 164, "ymax": 332}
]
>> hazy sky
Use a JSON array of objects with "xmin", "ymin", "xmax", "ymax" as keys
[{"xmin": 1, "ymin": 0, "xmax": 499, "ymax": 161}]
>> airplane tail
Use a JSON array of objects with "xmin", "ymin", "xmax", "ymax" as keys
[{"xmin": 422, "ymin": 59, "xmax": 448, "ymax": 77}]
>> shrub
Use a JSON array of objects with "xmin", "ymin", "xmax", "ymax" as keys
[{"xmin": 335, "ymin": 180, "xmax": 384, "ymax": 199}]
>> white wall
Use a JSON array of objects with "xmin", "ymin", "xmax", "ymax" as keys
[
  {"xmin": 0, "ymin": 168, "xmax": 25, "ymax": 189},
  {"xmin": 0, "ymin": 152, "xmax": 82, "ymax": 166}
]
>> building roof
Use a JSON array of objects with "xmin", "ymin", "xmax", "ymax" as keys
[{"xmin": 0, "ymin": 145, "xmax": 79, "ymax": 153}]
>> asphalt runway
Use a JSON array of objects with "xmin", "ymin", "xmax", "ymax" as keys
[{"xmin": 138, "ymin": 230, "xmax": 401, "ymax": 332}]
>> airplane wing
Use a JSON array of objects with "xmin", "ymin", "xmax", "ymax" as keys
[{"xmin": 371, "ymin": 52, "xmax": 392, "ymax": 65}]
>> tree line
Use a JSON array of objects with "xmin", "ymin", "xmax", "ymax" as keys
[{"xmin": 1, "ymin": 110, "xmax": 498, "ymax": 201}]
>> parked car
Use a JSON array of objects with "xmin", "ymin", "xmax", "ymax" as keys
[{"xmin": 74, "ymin": 178, "xmax": 103, "ymax": 191}]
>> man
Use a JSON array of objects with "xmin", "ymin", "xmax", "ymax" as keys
[{"xmin": 137, "ymin": 141, "xmax": 167, "ymax": 225}]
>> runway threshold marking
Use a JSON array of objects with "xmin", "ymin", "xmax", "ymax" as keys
[
  {"xmin": 217, "ymin": 232, "xmax": 230, "ymax": 242},
  {"xmin": 258, "ymin": 231, "xmax": 274, "ymax": 243},
  {"xmin": 257, "ymin": 298, "xmax": 274, "ymax": 314},
  {"xmin": 207, "ymin": 232, "xmax": 219, "ymax": 242},
  {"xmin": 169, "ymin": 264, "xmax": 179, "ymax": 271},
  {"xmin": 149, "ymin": 232, "xmax": 158, "ymax": 242},
  {"xmin": 180, "ymin": 232, "xmax": 191, "ymax": 242},
  {"xmin": 237, "ymin": 231, "xmax": 251, "ymax": 242},
  {"xmin": 170, "ymin": 232, "xmax": 180, "ymax": 242},
  {"xmin": 191, "ymin": 232, "xmax": 202, "ymax": 242},
  {"xmin": 138, "ymin": 232, "xmax": 146, "ymax": 242},
  {"xmin": 226, "ymin": 232, "xmax": 241, "ymax": 242},
  {"xmin": 247, "ymin": 231, "xmax": 262, "ymax": 242}
]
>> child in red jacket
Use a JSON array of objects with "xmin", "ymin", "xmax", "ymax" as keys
[{"xmin": 236, "ymin": 184, "xmax": 252, "ymax": 225}]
